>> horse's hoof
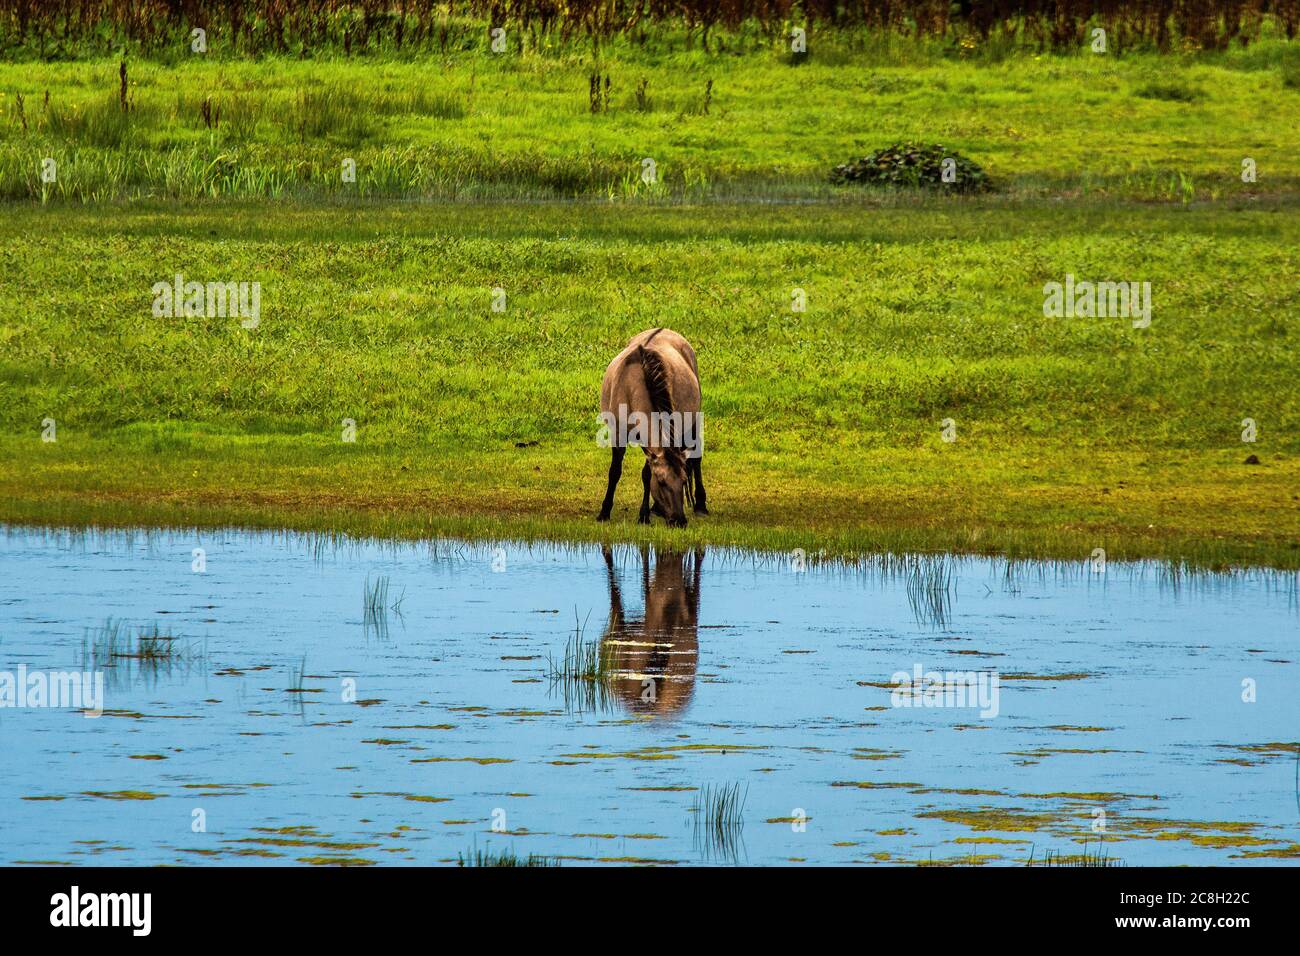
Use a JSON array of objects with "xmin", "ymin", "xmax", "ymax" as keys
[
  {"xmin": 694, "ymin": 505, "xmax": 710, "ymax": 516},
  {"xmin": 596, "ymin": 512, "xmax": 610, "ymax": 522},
  {"xmin": 637, "ymin": 514, "xmax": 651, "ymax": 525}
]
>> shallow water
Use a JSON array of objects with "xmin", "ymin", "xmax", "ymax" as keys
[{"xmin": 1, "ymin": 526, "xmax": 1298, "ymax": 867}]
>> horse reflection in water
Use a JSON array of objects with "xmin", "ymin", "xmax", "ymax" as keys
[{"xmin": 600, "ymin": 545, "xmax": 703, "ymax": 716}]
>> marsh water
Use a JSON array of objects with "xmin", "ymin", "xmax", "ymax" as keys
[{"xmin": 1, "ymin": 525, "xmax": 1298, "ymax": 867}]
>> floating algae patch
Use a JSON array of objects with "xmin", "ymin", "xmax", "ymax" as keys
[
  {"xmin": 230, "ymin": 837, "xmax": 381, "ymax": 851},
  {"xmin": 832, "ymin": 781, "xmax": 924, "ymax": 790},
  {"xmin": 915, "ymin": 853, "xmax": 1005, "ymax": 867},
  {"xmin": 562, "ymin": 743, "xmax": 764, "ymax": 761},
  {"xmin": 80, "ymin": 791, "xmax": 163, "ymax": 801},
  {"xmin": 1002, "ymin": 672, "xmax": 1096, "ymax": 682},
  {"xmin": 1212, "ymin": 742, "xmax": 1300, "ymax": 764},
  {"xmin": 1040, "ymin": 725, "xmax": 1113, "ymax": 733},
  {"xmin": 852, "ymin": 748, "xmax": 906, "ymax": 761},
  {"xmin": 1234, "ymin": 844, "xmax": 1300, "ymax": 859},
  {"xmin": 382, "ymin": 724, "xmax": 457, "ymax": 731},
  {"xmin": 299, "ymin": 856, "xmax": 378, "ymax": 866},
  {"xmin": 1007, "ymin": 748, "xmax": 1132, "ymax": 761},
  {"xmin": 917, "ymin": 808, "xmax": 1074, "ymax": 834},
  {"xmin": 1021, "ymin": 792, "xmax": 1161, "ymax": 803}
]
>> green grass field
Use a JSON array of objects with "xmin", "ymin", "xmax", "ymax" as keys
[
  {"xmin": 3, "ymin": 29, "xmax": 1300, "ymax": 200},
  {"xmin": 4, "ymin": 198, "xmax": 1297, "ymax": 567},
  {"xmin": 2, "ymin": 28, "xmax": 1298, "ymax": 568}
]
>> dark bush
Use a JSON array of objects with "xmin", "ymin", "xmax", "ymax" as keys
[{"xmin": 830, "ymin": 143, "xmax": 992, "ymax": 192}]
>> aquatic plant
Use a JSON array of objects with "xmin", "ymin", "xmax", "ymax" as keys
[
  {"xmin": 546, "ymin": 609, "xmax": 612, "ymax": 714},
  {"xmin": 903, "ymin": 554, "xmax": 956, "ymax": 630},
  {"xmin": 363, "ymin": 574, "xmax": 390, "ymax": 616},
  {"xmin": 81, "ymin": 617, "xmax": 203, "ymax": 688},
  {"xmin": 1027, "ymin": 839, "xmax": 1122, "ymax": 867},
  {"xmin": 831, "ymin": 143, "xmax": 991, "ymax": 192},
  {"xmin": 691, "ymin": 782, "xmax": 748, "ymax": 863},
  {"xmin": 457, "ymin": 846, "xmax": 558, "ymax": 867},
  {"xmin": 362, "ymin": 573, "xmax": 403, "ymax": 639}
]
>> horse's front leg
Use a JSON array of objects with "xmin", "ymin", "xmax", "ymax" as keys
[
  {"xmin": 637, "ymin": 458, "xmax": 652, "ymax": 524},
  {"xmin": 597, "ymin": 446, "xmax": 626, "ymax": 521},
  {"xmin": 690, "ymin": 454, "xmax": 709, "ymax": 515}
]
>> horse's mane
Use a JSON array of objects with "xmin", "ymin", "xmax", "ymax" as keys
[
  {"xmin": 637, "ymin": 344, "xmax": 675, "ymax": 431},
  {"xmin": 637, "ymin": 342, "xmax": 694, "ymax": 507}
]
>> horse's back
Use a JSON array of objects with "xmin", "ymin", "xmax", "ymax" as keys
[{"xmin": 601, "ymin": 328, "xmax": 700, "ymax": 416}]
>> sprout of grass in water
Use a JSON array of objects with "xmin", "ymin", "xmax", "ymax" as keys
[
  {"xmin": 546, "ymin": 608, "xmax": 610, "ymax": 713},
  {"xmin": 458, "ymin": 846, "xmax": 557, "ymax": 867},
  {"xmin": 363, "ymin": 574, "xmax": 392, "ymax": 639},
  {"xmin": 691, "ymin": 782, "xmax": 748, "ymax": 862}
]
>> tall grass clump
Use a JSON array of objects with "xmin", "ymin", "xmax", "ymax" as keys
[
  {"xmin": 457, "ymin": 846, "xmax": 558, "ymax": 867},
  {"xmin": 903, "ymin": 554, "xmax": 957, "ymax": 630},
  {"xmin": 81, "ymin": 618, "xmax": 203, "ymax": 688},
  {"xmin": 363, "ymin": 574, "xmax": 402, "ymax": 639},
  {"xmin": 1027, "ymin": 839, "xmax": 1122, "ymax": 867},
  {"xmin": 691, "ymin": 782, "xmax": 747, "ymax": 861},
  {"xmin": 546, "ymin": 609, "xmax": 612, "ymax": 713}
]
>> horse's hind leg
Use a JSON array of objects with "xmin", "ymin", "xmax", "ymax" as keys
[
  {"xmin": 690, "ymin": 455, "xmax": 709, "ymax": 515},
  {"xmin": 597, "ymin": 446, "xmax": 626, "ymax": 522},
  {"xmin": 637, "ymin": 458, "xmax": 652, "ymax": 524}
]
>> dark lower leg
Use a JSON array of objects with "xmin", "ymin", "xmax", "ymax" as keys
[
  {"xmin": 637, "ymin": 460, "xmax": 652, "ymax": 524},
  {"xmin": 597, "ymin": 446, "xmax": 625, "ymax": 521},
  {"xmin": 691, "ymin": 457, "xmax": 709, "ymax": 514}
]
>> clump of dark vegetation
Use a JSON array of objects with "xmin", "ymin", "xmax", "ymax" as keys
[
  {"xmin": 458, "ymin": 846, "xmax": 558, "ymax": 867},
  {"xmin": 1135, "ymin": 82, "xmax": 1204, "ymax": 101},
  {"xmin": 831, "ymin": 143, "xmax": 992, "ymax": 193},
  {"xmin": 83, "ymin": 618, "xmax": 189, "ymax": 665},
  {"xmin": 1282, "ymin": 52, "xmax": 1300, "ymax": 88},
  {"xmin": 1027, "ymin": 840, "xmax": 1122, "ymax": 867},
  {"xmin": 589, "ymin": 72, "xmax": 610, "ymax": 113},
  {"xmin": 81, "ymin": 618, "xmax": 204, "ymax": 687}
]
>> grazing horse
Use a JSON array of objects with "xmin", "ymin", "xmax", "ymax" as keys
[
  {"xmin": 597, "ymin": 328, "xmax": 708, "ymax": 526},
  {"xmin": 600, "ymin": 545, "xmax": 703, "ymax": 716}
]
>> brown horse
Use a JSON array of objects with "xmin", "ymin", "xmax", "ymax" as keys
[
  {"xmin": 597, "ymin": 328, "xmax": 708, "ymax": 526},
  {"xmin": 600, "ymin": 545, "xmax": 702, "ymax": 716}
]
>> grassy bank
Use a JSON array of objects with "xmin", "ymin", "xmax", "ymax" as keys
[
  {"xmin": 2, "ymin": 30, "xmax": 1299, "ymax": 201},
  {"xmin": 2, "ymin": 199, "xmax": 1297, "ymax": 568}
]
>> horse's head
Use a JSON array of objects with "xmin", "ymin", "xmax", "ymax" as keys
[{"xmin": 648, "ymin": 448, "xmax": 690, "ymax": 528}]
